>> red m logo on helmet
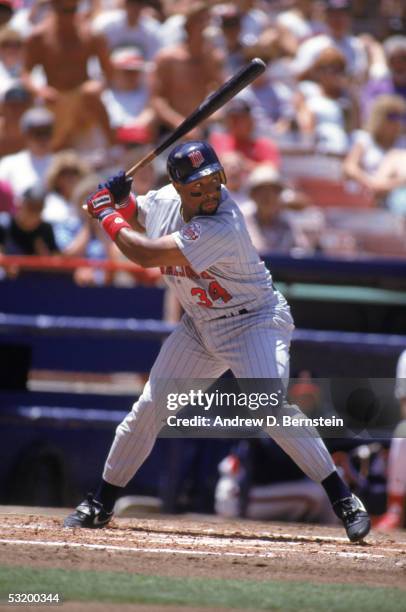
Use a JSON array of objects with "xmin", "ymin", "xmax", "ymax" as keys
[{"xmin": 188, "ymin": 150, "xmax": 205, "ymax": 168}]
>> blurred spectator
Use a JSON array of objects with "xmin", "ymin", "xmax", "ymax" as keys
[
  {"xmin": 295, "ymin": 46, "xmax": 359, "ymax": 153},
  {"xmin": 0, "ymin": 0, "xmax": 14, "ymax": 28},
  {"xmin": 43, "ymin": 149, "xmax": 90, "ymax": 229},
  {"xmin": 343, "ymin": 94, "xmax": 406, "ymax": 202},
  {"xmin": 209, "ymin": 1, "xmax": 274, "ymax": 75},
  {"xmin": 293, "ymin": 0, "xmax": 369, "ymax": 84},
  {"xmin": 0, "ymin": 106, "xmax": 55, "ymax": 197},
  {"xmin": 235, "ymin": 0, "xmax": 271, "ymax": 44},
  {"xmin": 0, "ymin": 81, "xmax": 32, "ymax": 156},
  {"xmin": 276, "ymin": 0, "xmax": 326, "ymax": 49},
  {"xmin": 378, "ymin": 0, "xmax": 406, "ymax": 39},
  {"xmin": 66, "ymin": 172, "xmax": 112, "ymax": 285},
  {"xmin": 210, "ymin": 98, "xmax": 280, "ymax": 169},
  {"xmin": 375, "ymin": 350, "xmax": 406, "ymax": 530},
  {"xmin": 22, "ymin": 0, "xmax": 114, "ymax": 151},
  {"xmin": 242, "ymin": 164, "xmax": 314, "ymax": 255},
  {"xmin": 362, "ymin": 35, "xmax": 406, "ymax": 120},
  {"xmin": 211, "ymin": 4, "xmax": 246, "ymax": 75},
  {"xmin": 0, "ymin": 183, "xmax": 59, "ymax": 255},
  {"xmin": 374, "ymin": 148, "xmax": 406, "ymax": 215},
  {"xmin": 101, "ymin": 46, "xmax": 155, "ymax": 138},
  {"xmin": 219, "ymin": 150, "xmax": 250, "ymax": 207},
  {"xmin": 0, "ymin": 27, "xmax": 24, "ymax": 95},
  {"xmin": 150, "ymin": 2, "xmax": 224, "ymax": 136},
  {"xmin": 92, "ymin": 0, "xmax": 161, "ymax": 60},
  {"xmin": 9, "ymin": 0, "xmax": 53, "ymax": 38},
  {"xmin": 244, "ymin": 65, "xmax": 295, "ymax": 137}
]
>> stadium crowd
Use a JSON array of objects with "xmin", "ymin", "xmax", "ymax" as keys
[{"xmin": 0, "ymin": 0, "xmax": 405, "ymax": 274}]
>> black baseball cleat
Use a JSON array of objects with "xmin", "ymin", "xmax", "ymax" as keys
[
  {"xmin": 333, "ymin": 494, "xmax": 371, "ymax": 542},
  {"xmin": 63, "ymin": 493, "xmax": 113, "ymax": 529}
]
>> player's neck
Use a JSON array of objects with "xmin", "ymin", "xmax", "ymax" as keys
[{"xmin": 180, "ymin": 205, "xmax": 190, "ymax": 223}]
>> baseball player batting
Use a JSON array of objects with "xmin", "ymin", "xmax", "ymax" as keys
[{"xmin": 64, "ymin": 141, "xmax": 370, "ymax": 542}]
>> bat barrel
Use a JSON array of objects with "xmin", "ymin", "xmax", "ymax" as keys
[{"xmin": 126, "ymin": 58, "xmax": 266, "ymax": 178}]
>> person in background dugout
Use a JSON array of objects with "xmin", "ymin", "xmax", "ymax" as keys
[
  {"xmin": 375, "ymin": 350, "xmax": 406, "ymax": 530},
  {"xmin": 62, "ymin": 139, "xmax": 370, "ymax": 544}
]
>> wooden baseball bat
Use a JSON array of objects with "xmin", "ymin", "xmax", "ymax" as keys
[{"xmin": 125, "ymin": 58, "xmax": 266, "ymax": 177}]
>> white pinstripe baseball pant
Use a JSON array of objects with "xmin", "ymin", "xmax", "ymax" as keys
[{"xmin": 103, "ymin": 302, "xmax": 335, "ymax": 487}]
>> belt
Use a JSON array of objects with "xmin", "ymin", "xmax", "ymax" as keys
[{"xmin": 217, "ymin": 308, "xmax": 249, "ymax": 320}]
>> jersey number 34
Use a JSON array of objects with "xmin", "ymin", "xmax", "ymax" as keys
[{"xmin": 191, "ymin": 281, "xmax": 232, "ymax": 307}]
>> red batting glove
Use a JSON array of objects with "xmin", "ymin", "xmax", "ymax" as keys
[
  {"xmin": 86, "ymin": 187, "xmax": 131, "ymax": 241},
  {"xmin": 86, "ymin": 187, "xmax": 115, "ymax": 219},
  {"xmin": 116, "ymin": 192, "xmax": 137, "ymax": 221}
]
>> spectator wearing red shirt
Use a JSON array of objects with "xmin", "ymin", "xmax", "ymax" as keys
[{"xmin": 210, "ymin": 98, "xmax": 280, "ymax": 169}]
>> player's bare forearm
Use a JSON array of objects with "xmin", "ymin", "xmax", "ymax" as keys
[
  {"xmin": 115, "ymin": 228, "xmax": 188, "ymax": 268},
  {"xmin": 127, "ymin": 212, "xmax": 146, "ymax": 234}
]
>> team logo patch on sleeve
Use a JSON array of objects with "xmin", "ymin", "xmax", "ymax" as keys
[{"xmin": 181, "ymin": 221, "xmax": 201, "ymax": 241}]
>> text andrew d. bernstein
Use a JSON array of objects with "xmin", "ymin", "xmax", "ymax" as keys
[{"xmin": 166, "ymin": 415, "xmax": 344, "ymax": 428}]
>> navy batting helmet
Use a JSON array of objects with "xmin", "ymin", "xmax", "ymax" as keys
[{"xmin": 167, "ymin": 141, "xmax": 226, "ymax": 185}]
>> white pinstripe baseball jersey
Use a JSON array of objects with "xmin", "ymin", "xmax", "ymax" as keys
[
  {"xmin": 101, "ymin": 181, "xmax": 336, "ymax": 488},
  {"xmin": 137, "ymin": 183, "xmax": 286, "ymax": 321}
]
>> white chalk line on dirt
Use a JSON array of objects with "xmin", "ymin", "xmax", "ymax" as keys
[
  {"xmin": 0, "ymin": 538, "xmax": 385, "ymax": 560},
  {"xmin": 3, "ymin": 523, "xmax": 360, "ymax": 545},
  {"xmin": 5, "ymin": 525, "xmax": 406, "ymax": 555},
  {"xmin": 8, "ymin": 523, "xmax": 349, "ymax": 543},
  {"xmin": 0, "ymin": 538, "xmax": 275, "ymax": 558}
]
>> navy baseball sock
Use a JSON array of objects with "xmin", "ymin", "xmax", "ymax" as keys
[
  {"xmin": 94, "ymin": 480, "xmax": 122, "ymax": 513},
  {"xmin": 321, "ymin": 470, "xmax": 352, "ymax": 506}
]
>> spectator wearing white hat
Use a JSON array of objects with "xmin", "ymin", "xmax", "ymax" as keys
[
  {"xmin": 293, "ymin": 0, "xmax": 369, "ymax": 85},
  {"xmin": 242, "ymin": 164, "xmax": 316, "ymax": 255},
  {"xmin": 276, "ymin": 0, "xmax": 326, "ymax": 50},
  {"xmin": 101, "ymin": 46, "xmax": 155, "ymax": 140},
  {"xmin": 0, "ymin": 106, "xmax": 55, "ymax": 198}
]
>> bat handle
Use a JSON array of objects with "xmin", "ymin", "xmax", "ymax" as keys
[{"xmin": 126, "ymin": 151, "xmax": 156, "ymax": 178}]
